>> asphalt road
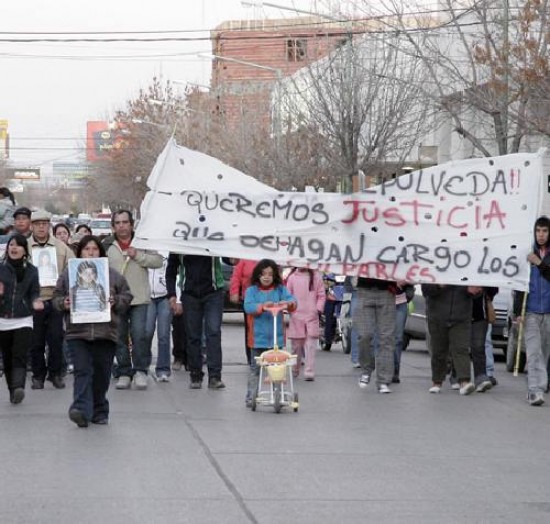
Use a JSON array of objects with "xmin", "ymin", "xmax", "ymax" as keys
[{"xmin": 0, "ymin": 313, "xmax": 548, "ymax": 524}]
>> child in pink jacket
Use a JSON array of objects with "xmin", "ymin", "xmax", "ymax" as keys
[{"xmin": 286, "ymin": 267, "xmax": 326, "ymax": 380}]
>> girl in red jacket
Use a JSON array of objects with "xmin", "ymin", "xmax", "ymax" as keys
[
  {"xmin": 286, "ymin": 267, "xmax": 326, "ymax": 380},
  {"xmin": 229, "ymin": 259, "xmax": 257, "ymax": 364}
]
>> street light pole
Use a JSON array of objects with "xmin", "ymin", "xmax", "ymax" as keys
[{"xmin": 241, "ymin": 1, "xmax": 342, "ymax": 22}]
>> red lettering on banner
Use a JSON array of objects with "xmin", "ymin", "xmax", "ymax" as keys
[
  {"xmin": 447, "ymin": 206, "xmax": 467, "ymax": 229},
  {"xmin": 342, "ymin": 198, "xmax": 507, "ymax": 231},
  {"xmin": 484, "ymin": 200, "xmax": 506, "ymax": 229}
]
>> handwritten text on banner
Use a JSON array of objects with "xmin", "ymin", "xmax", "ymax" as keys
[{"xmin": 134, "ymin": 140, "xmax": 544, "ymax": 290}]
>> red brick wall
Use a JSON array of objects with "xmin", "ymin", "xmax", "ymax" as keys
[{"xmin": 208, "ymin": 17, "xmax": 351, "ymax": 133}]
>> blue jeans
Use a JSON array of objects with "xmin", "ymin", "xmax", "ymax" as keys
[
  {"xmin": 181, "ymin": 290, "xmax": 224, "ymax": 381},
  {"xmin": 69, "ymin": 339, "xmax": 116, "ymax": 422},
  {"xmin": 350, "ymin": 292, "xmax": 359, "ymax": 364},
  {"xmin": 116, "ymin": 304, "xmax": 150, "ymax": 377},
  {"xmin": 145, "ymin": 297, "xmax": 173, "ymax": 375}
]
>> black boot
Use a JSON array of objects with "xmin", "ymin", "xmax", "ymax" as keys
[{"xmin": 10, "ymin": 368, "xmax": 27, "ymax": 404}]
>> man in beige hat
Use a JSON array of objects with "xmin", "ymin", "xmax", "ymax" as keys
[{"xmin": 28, "ymin": 210, "xmax": 74, "ymax": 390}]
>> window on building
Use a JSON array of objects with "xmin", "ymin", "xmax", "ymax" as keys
[{"xmin": 287, "ymin": 39, "xmax": 307, "ymax": 61}]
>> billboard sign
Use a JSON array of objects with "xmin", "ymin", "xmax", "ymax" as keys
[
  {"xmin": 8, "ymin": 167, "xmax": 40, "ymax": 180},
  {"xmin": 86, "ymin": 121, "xmax": 126, "ymax": 162},
  {"xmin": 0, "ymin": 119, "xmax": 8, "ymax": 159}
]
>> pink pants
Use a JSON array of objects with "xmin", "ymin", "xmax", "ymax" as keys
[{"xmin": 291, "ymin": 337, "xmax": 317, "ymax": 379}]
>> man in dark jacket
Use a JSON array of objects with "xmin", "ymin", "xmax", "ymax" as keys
[
  {"xmin": 166, "ymin": 254, "xmax": 225, "ymax": 390},
  {"xmin": 513, "ymin": 216, "xmax": 550, "ymax": 406},
  {"xmin": 422, "ymin": 284, "xmax": 478, "ymax": 395}
]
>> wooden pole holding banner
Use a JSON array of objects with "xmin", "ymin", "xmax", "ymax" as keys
[{"xmin": 514, "ymin": 292, "xmax": 528, "ymax": 377}]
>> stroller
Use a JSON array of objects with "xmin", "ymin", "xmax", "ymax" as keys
[{"xmin": 250, "ymin": 303, "xmax": 299, "ymax": 414}]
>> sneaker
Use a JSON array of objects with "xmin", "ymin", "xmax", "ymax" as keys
[
  {"xmin": 156, "ymin": 373, "xmax": 171, "ymax": 383},
  {"xmin": 459, "ymin": 382, "xmax": 475, "ymax": 396},
  {"xmin": 451, "ymin": 382, "xmax": 461, "ymax": 391},
  {"xmin": 133, "ymin": 371, "xmax": 148, "ymax": 390},
  {"xmin": 31, "ymin": 378, "xmax": 44, "ymax": 390},
  {"xmin": 528, "ymin": 391, "xmax": 545, "ymax": 406},
  {"xmin": 358, "ymin": 373, "xmax": 370, "ymax": 388},
  {"xmin": 475, "ymin": 380, "xmax": 493, "ymax": 393},
  {"xmin": 68, "ymin": 408, "xmax": 89, "ymax": 428},
  {"xmin": 208, "ymin": 378, "xmax": 226, "ymax": 389},
  {"xmin": 352, "ymin": 362, "xmax": 361, "ymax": 369},
  {"xmin": 189, "ymin": 379, "xmax": 202, "ymax": 390},
  {"xmin": 322, "ymin": 343, "xmax": 332, "ymax": 352},
  {"xmin": 304, "ymin": 376, "xmax": 315, "ymax": 382},
  {"xmin": 172, "ymin": 360, "xmax": 183, "ymax": 371},
  {"xmin": 91, "ymin": 417, "xmax": 108, "ymax": 425},
  {"xmin": 489, "ymin": 376, "xmax": 498, "ymax": 386},
  {"xmin": 67, "ymin": 364, "xmax": 74, "ymax": 374},
  {"xmin": 391, "ymin": 375, "xmax": 401, "ymax": 384},
  {"xmin": 115, "ymin": 376, "xmax": 131, "ymax": 390},
  {"xmin": 429, "ymin": 384, "xmax": 442, "ymax": 394},
  {"xmin": 378, "ymin": 384, "xmax": 391, "ymax": 394}
]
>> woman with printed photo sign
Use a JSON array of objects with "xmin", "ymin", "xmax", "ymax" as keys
[{"xmin": 53, "ymin": 235, "xmax": 132, "ymax": 427}]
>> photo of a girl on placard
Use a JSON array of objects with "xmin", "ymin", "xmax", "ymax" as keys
[
  {"xmin": 68, "ymin": 258, "xmax": 110, "ymax": 323},
  {"xmin": 32, "ymin": 246, "xmax": 58, "ymax": 287}
]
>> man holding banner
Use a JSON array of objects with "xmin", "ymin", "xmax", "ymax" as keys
[
  {"xmin": 422, "ymin": 284, "xmax": 477, "ymax": 395},
  {"xmin": 513, "ymin": 216, "xmax": 550, "ymax": 406},
  {"xmin": 354, "ymin": 276, "xmax": 396, "ymax": 394},
  {"xmin": 166, "ymin": 253, "xmax": 226, "ymax": 390}
]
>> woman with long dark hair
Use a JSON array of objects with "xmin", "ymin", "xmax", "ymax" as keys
[
  {"xmin": 0, "ymin": 234, "xmax": 42, "ymax": 404},
  {"xmin": 53, "ymin": 235, "xmax": 132, "ymax": 427}
]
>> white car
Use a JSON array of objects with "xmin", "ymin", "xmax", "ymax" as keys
[{"xmin": 88, "ymin": 219, "xmax": 112, "ymax": 239}]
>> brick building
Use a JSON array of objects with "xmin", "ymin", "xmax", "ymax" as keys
[{"xmin": 207, "ymin": 16, "xmax": 355, "ymax": 134}]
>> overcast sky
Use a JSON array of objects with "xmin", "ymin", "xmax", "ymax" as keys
[{"xmin": 0, "ymin": 0, "xmax": 325, "ymax": 167}]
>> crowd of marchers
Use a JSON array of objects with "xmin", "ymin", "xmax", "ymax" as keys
[{"xmin": 0, "ymin": 185, "xmax": 548, "ymax": 430}]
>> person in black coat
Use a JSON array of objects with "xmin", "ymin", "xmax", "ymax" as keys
[{"xmin": 0, "ymin": 234, "xmax": 43, "ymax": 404}]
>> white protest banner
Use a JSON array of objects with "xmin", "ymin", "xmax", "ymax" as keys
[{"xmin": 134, "ymin": 139, "xmax": 544, "ymax": 290}]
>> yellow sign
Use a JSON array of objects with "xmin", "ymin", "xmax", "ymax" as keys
[{"xmin": 0, "ymin": 119, "xmax": 7, "ymax": 140}]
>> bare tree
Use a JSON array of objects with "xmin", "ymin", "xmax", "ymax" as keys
[
  {"xmin": 89, "ymin": 77, "xmax": 187, "ymax": 212},
  {"xmin": 278, "ymin": 22, "xmax": 433, "ymax": 191},
  {"xmin": 356, "ymin": 0, "xmax": 550, "ymax": 157}
]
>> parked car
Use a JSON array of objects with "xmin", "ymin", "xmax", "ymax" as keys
[
  {"xmin": 403, "ymin": 290, "xmax": 431, "ymax": 353},
  {"xmin": 88, "ymin": 219, "xmax": 112, "ymax": 239},
  {"xmin": 491, "ymin": 288, "xmax": 513, "ymax": 352}
]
